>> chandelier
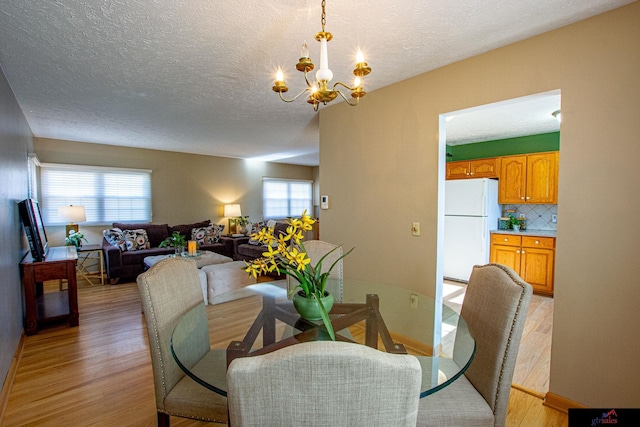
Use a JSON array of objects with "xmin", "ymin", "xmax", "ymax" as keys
[{"xmin": 272, "ymin": 0, "xmax": 371, "ymax": 111}]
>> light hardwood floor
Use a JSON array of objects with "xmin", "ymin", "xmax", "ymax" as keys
[{"xmin": 2, "ymin": 280, "xmax": 566, "ymax": 426}]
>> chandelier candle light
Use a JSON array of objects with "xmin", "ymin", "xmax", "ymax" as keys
[{"xmin": 272, "ymin": 0, "xmax": 371, "ymax": 111}]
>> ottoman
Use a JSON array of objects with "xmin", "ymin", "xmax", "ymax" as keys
[
  {"xmin": 143, "ymin": 251, "xmax": 233, "ymax": 270},
  {"xmin": 143, "ymin": 251, "xmax": 234, "ymax": 305},
  {"xmin": 201, "ymin": 261, "xmax": 257, "ymax": 304}
]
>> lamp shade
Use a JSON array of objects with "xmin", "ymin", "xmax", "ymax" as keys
[
  {"xmin": 58, "ymin": 205, "xmax": 86, "ymax": 223},
  {"xmin": 224, "ymin": 204, "xmax": 242, "ymax": 218}
]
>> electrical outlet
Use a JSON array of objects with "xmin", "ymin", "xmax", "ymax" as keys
[
  {"xmin": 519, "ymin": 213, "xmax": 526, "ymax": 218},
  {"xmin": 410, "ymin": 294, "xmax": 419, "ymax": 309},
  {"xmin": 412, "ymin": 222, "xmax": 420, "ymax": 236},
  {"xmin": 552, "ymin": 214, "xmax": 557, "ymax": 223}
]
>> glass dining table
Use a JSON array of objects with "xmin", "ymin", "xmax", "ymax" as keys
[{"xmin": 171, "ymin": 279, "xmax": 475, "ymax": 398}]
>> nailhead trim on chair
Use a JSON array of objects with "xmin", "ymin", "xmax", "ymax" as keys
[
  {"xmin": 139, "ymin": 269, "xmax": 170, "ymax": 401},
  {"xmin": 478, "ymin": 263, "xmax": 529, "ymax": 418}
]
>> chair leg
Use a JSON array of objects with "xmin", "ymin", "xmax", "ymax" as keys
[{"xmin": 157, "ymin": 411, "xmax": 170, "ymax": 427}]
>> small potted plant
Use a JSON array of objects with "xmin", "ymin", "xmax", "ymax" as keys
[
  {"xmin": 236, "ymin": 215, "xmax": 250, "ymax": 235},
  {"xmin": 159, "ymin": 231, "xmax": 187, "ymax": 255},
  {"xmin": 508, "ymin": 214, "xmax": 522, "ymax": 231},
  {"xmin": 244, "ymin": 210, "xmax": 353, "ymax": 341},
  {"xmin": 65, "ymin": 230, "xmax": 87, "ymax": 248}
]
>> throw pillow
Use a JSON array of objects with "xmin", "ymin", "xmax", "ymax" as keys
[
  {"xmin": 122, "ymin": 229, "xmax": 151, "ymax": 251},
  {"xmin": 169, "ymin": 220, "xmax": 211, "ymax": 240},
  {"xmin": 192, "ymin": 224, "xmax": 224, "ymax": 245},
  {"xmin": 103, "ymin": 228, "xmax": 127, "ymax": 251}
]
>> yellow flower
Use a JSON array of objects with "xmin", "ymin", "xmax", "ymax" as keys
[
  {"xmin": 262, "ymin": 245, "xmax": 277, "ymax": 258},
  {"xmin": 300, "ymin": 210, "xmax": 316, "ymax": 231},
  {"xmin": 294, "ymin": 252, "xmax": 311, "ymax": 271},
  {"xmin": 276, "ymin": 233, "xmax": 289, "ymax": 247},
  {"xmin": 244, "ymin": 262, "xmax": 260, "ymax": 279},
  {"xmin": 291, "ymin": 229, "xmax": 304, "ymax": 244},
  {"xmin": 288, "ymin": 218, "xmax": 302, "ymax": 229},
  {"xmin": 282, "ymin": 247, "xmax": 296, "ymax": 263}
]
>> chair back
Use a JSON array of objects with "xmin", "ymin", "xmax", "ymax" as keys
[
  {"xmin": 137, "ymin": 257, "xmax": 210, "ymax": 411},
  {"xmin": 457, "ymin": 263, "xmax": 532, "ymax": 427},
  {"xmin": 227, "ymin": 341, "xmax": 422, "ymax": 427},
  {"xmin": 287, "ymin": 240, "xmax": 344, "ymax": 301}
]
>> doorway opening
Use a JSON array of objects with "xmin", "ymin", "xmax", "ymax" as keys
[{"xmin": 437, "ymin": 89, "xmax": 561, "ymax": 395}]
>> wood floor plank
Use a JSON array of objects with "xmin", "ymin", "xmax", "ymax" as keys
[{"xmin": 3, "ymin": 280, "xmax": 565, "ymax": 426}]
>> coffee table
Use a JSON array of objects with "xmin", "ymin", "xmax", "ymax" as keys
[{"xmin": 172, "ymin": 279, "xmax": 475, "ymax": 398}]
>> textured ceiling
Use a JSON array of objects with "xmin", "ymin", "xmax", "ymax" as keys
[{"xmin": 0, "ymin": 1, "xmax": 632, "ymax": 165}]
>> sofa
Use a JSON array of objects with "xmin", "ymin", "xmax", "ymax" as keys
[
  {"xmin": 233, "ymin": 221, "xmax": 290, "ymax": 261},
  {"xmin": 102, "ymin": 220, "xmax": 233, "ymax": 283}
]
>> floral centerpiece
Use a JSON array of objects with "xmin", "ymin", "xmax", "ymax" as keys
[
  {"xmin": 244, "ymin": 210, "xmax": 353, "ymax": 340},
  {"xmin": 65, "ymin": 230, "xmax": 87, "ymax": 248}
]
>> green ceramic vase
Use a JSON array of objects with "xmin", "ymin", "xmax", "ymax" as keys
[{"xmin": 292, "ymin": 290, "xmax": 334, "ymax": 321}]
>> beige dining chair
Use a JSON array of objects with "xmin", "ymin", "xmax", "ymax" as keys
[
  {"xmin": 287, "ymin": 240, "xmax": 344, "ymax": 301},
  {"xmin": 416, "ymin": 263, "xmax": 533, "ymax": 427},
  {"xmin": 227, "ymin": 341, "xmax": 422, "ymax": 427},
  {"xmin": 137, "ymin": 257, "xmax": 228, "ymax": 427}
]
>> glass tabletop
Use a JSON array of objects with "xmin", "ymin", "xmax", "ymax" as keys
[{"xmin": 171, "ymin": 279, "xmax": 475, "ymax": 398}]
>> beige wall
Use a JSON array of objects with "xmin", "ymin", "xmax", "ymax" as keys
[
  {"xmin": 34, "ymin": 138, "xmax": 315, "ymax": 246},
  {"xmin": 320, "ymin": 3, "xmax": 640, "ymax": 407}
]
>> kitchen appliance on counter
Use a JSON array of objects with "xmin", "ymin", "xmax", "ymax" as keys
[{"xmin": 444, "ymin": 178, "xmax": 500, "ymax": 282}]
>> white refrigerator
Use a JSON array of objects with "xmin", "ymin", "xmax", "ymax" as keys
[{"xmin": 444, "ymin": 178, "xmax": 500, "ymax": 282}]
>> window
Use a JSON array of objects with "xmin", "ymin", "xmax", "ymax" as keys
[
  {"xmin": 263, "ymin": 178, "xmax": 312, "ymax": 219},
  {"xmin": 27, "ymin": 153, "xmax": 40, "ymax": 200},
  {"xmin": 40, "ymin": 163, "xmax": 152, "ymax": 225}
]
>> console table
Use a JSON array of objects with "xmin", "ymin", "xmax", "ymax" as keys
[{"xmin": 20, "ymin": 246, "xmax": 79, "ymax": 335}]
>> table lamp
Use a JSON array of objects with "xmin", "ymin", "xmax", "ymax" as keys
[
  {"xmin": 58, "ymin": 205, "xmax": 86, "ymax": 236},
  {"xmin": 223, "ymin": 204, "xmax": 242, "ymax": 234}
]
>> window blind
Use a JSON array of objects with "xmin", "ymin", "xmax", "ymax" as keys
[
  {"xmin": 40, "ymin": 163, "xmax": 152, "ymax": 225},
  {"xmin": 263, "ymin": 178, "xmax": 312, "ymax": 219}
]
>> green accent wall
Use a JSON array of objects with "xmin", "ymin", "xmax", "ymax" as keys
[{"xmin": 447, "ymin": 132, "xmax": 559, "ymax": 162}]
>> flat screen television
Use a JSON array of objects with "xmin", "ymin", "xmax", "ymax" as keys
[{"xmin": 19, "ymin": 198, "xmax": 49, "ymax": 261}]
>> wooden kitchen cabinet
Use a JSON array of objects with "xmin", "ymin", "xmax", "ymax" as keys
[
  {"xmin": 498, "ymin": 151, "xmax": 559, "ymax": 204},
  {"xmin": 446, "ymin": 158, "xmax": 498, "ymax": 180},
  {"xmin": 490, "ymin": 233, "xmax": 555, "ymax": 295}
]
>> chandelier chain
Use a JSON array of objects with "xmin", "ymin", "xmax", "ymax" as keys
[{"xmin": 321, "ymin": 0, "xmax": 326, "ymax": 32}]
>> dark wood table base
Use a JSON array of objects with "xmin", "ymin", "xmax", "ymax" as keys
[{"xmin": 227, "ymin": 293, "xmax": 407, "ymax": 366}]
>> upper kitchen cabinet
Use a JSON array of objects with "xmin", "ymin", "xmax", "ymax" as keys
[
  {"xmin": 446, "ymin": 158, "xmax": 498, "ymax": 180},
  {"xmin": 498, "ymin": 151, "xmax": 559, "ymax": 204}
]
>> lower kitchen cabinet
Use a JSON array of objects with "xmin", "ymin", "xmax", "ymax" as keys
[{"xmin": 490, "ymin": 233, "xmax": 555, "ymax": 295}]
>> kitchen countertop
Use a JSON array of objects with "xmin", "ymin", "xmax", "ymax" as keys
[{"xmin": 490, "ymin": 229, "xmax": 557, "ymax": 238}]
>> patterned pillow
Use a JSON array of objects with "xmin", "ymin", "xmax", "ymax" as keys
[
  {"xmin": 122, "ymin": 229, "xmax": 151, "ymax": 251},
  {"xmin": 103, "ymin": 228, "xmax": 127, "ymax": 251},
  {"xmin": 192, "ymin": 224, "xmax": 224, "ymax": 245},
  {"xmin": 248, "ymin": 221, "xmax": 266, "ymax": 245}
]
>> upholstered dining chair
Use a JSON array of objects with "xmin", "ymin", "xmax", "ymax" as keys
[
  {"xmin": 416, "ymin": 263, "xmax": 533, "ymax": 427},
  {"xmin": 137, "ymin": 257, "xmax": 227, "ymax": 427},
  {"xmin": 227, "ymin": 341, "xmax": 422, "ymax": 427},
  {"xmin": 287, "ymin": 239, "xmax": 344, "ymax": 301}
]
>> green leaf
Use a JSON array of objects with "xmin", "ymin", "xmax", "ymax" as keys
[{"xmin": 315, "ymin": 290, "xmax": 335, "ymax": 341}]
